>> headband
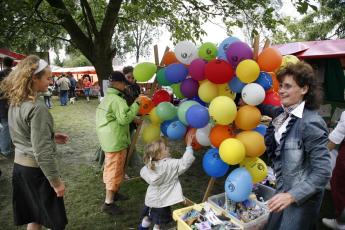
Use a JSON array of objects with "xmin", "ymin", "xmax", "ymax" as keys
[{"xmin": 34, "ymin": 59, "xmax": 49, "ymax": 75}]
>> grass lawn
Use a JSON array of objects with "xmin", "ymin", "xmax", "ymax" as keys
[{"xmin": 0, "ymin": 97, "xmax": 335, "ymax": 229}]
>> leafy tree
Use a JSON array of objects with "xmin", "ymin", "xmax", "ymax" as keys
[{"xmin": 2, "ymin": 0, "xmax": 317, "ymax": 91}]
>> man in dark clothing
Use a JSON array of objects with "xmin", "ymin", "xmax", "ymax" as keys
[
  {"xmin": 0, "ymin": 57, "xmax": 14, "ymax": 157},
  {"xmin": 67, "ymin": 72, "xmax": 77, "ymax": 99},
  {"xmin": 123, "ymin": 66, "xmax": 141, "ymax": 105}
]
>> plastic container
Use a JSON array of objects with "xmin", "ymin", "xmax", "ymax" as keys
[
  {"xmin": 172, "ymin": 202, "xmax": 243, "ymax": 230},
  {"xmin": 253, "ymin": 183, "xmax": 276, "ymax": 202},
  {"xmin": 208, "ymin": 193, "xmax": 270, "ymax": 230}
]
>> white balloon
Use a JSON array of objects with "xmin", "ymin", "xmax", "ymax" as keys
[
  {"xmin": 174, "ymin": 41, "xmax": 199, "ymax": 65},
  {"xmin": 196, "ymin": 123, "xmax": 212, "ymax": 146},
  {"xmin": 241, "ymin": 83, "xmax": 265, "ymax": 106}
]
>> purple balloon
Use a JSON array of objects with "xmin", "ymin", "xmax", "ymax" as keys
[
  {"xmin": 186, "ymin": 104, "xmax": 210, "ymax": 128},
  {"xmin": 180, "ymin": 78, "xmax": 199, "ymax": 98},
  {"xmin": 226, "ymin": 41, "xmax": 253, "ymax": 68},
  {"xmin": 165, "ymin": 63, "xmax": 188, "ymax": 83},
  {"xmin": 189, "ymin": 58, "xmax": 207, "ymax": 81}
]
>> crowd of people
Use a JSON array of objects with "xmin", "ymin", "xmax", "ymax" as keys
[{"xmin": 0, "ymin": 55, "xmax": 344, "ymax": 230}]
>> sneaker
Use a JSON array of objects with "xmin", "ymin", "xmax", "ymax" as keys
[
  {"xmin": 114, "ymin": 193, "xmax": 129, "ymax": 201},
  {"xmin": 322, "ymin": 218, "xmax": 345, "ymax": 229},
  {"xmin": 138, "ymin": 224, "xmax": 149, "ymax": 230},
  {"xmin": 101, "ymin": 203, "xmax": 123, "ymax": 216}
]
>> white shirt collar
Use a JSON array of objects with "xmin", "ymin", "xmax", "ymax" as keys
[{"xmin": 290, "ymin": 101, "xmax": 305, "ymax": 118}]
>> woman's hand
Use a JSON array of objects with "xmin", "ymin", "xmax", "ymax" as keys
[
  {"xmin": 52, "ymin": 180, "xmax": 66, "ymax": 197},
  {"xmin": 55, "ymin": 133, "xmax": 69, "ymax": 144},
  {"xmin": 267, "ymin": 192, "xmax": 295, "ymax": 212}
]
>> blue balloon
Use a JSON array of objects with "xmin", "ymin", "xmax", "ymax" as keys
[
  {"xmin": 255, "ymin": 72, "xmax": 273, "ymax": 91},
  {"xmin": 225, "ymin": 167, "xmax": 253, "ymax": 202},
  {"xmin": 160, "ymin": 118, "xmax": 178, "ymax": 136},
  {"xmin": 229, "ymin": 77, "xmax": 246, "ymax": 93},
  {"xmin": 253, "ymin": 124, "xmax": 267, "ymax": 136},
  {"xmin": 186, "ymin": 105, "xmax": 210, "ymax": 128},
  {"xmin": 166, "ymin": 121, "xmax": 187, "ymax": 140},
  {"xmin": 165, "ymin": 63, "xmax": 188, "ymax": 83},
  {"xmin": 189, "ymin": 96, "xmax": 207, "ymax": 106},
  {"xmin": 217, "ymin": 36, "xmax": 241, "ymax": 61},
  {"xmin": 203, "ymin": 148, "xmax": 229, "ymax": 177}
]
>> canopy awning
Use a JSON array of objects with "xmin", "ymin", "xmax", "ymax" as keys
[{"xmin": 273, "ymin": 39, "xmax": 345, "ymax": 59}]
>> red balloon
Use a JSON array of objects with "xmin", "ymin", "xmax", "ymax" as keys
[
  {"xmin": 152, "ymin": 89, "xmax": 171, "ymax": 106},
  {"xmin": 263, "ymin": 91, "xmax": 281, "ymax": 106},
  {"xmin": 205, "ymin": 59, "xmax": 234, "ymax": 84}
]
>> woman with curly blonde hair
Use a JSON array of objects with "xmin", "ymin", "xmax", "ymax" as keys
[{"xmin": 1, "ymin": 55, "xmax": 68, "ymax": 230}]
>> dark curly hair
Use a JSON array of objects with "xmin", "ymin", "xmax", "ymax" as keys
[
  {"xmin": 276, "ymin": 61, "xmax": 323, "ymax": 110},
  {"xmin": 122, "ymin": 66, "xmax": 133, "ymax": 75}
]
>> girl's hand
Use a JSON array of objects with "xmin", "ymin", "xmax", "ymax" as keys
[
  {"xmin": 55, "ymin": 133, "xmax": 69, "ymax": 144},
  {"xmin": 267, "ymin": 192, "xmax": 295, "ymax": 212},
  {"xmin": 52, "ymin": 180, "xmax": 66, "ymax": 197},
  {"xmin": 186, "ymin": 133, "xmax": 194, "ymax": 147}
]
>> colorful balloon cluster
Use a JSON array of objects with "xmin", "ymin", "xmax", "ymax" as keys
[{"xmin": 133, "ymin": 37, "xmax": 300, "ymax": 202}]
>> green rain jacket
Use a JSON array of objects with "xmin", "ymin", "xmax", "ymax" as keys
[{"xmin": 96, "ymin": 87, "xmax": 139, "ymax": 152}]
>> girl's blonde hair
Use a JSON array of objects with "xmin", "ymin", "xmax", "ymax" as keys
[
  {"xmin": 143, "ymin": 138, "xmax": 169, "ymax": 170},
  {"xmin": 0, "ymin": 55, "xmax": 49, "ymax": 106}
]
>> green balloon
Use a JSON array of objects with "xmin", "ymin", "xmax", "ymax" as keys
[
  {"xmin": 171, "ymin": 83, "xmax": 185, "ymax": 99},
  {"xmin": 133, "ymin": 62, "xmax": 157, "ymax": 82},
  {"xmin": 198, "ymin": 42, "xmax": 218, "ymax": 61},
  {"xmin": 156, "ymin": 68, "xmax": 172, "ymax": 86},
  {"xmin": 156, "ymin": 102, "xmax": 177, "ymax": 121},
  {"xmin": 177, "ymin": 100, "xmax": 199, "ymax": 125}
]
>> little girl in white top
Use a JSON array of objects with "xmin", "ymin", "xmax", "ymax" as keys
[{"xmin": 139, "ymin": 136, "xmax": 195, "ymax": 230}]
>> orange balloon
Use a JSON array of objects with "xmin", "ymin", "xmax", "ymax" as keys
[
  {"xmin": 235, "ymin": 105, "xmax": 261, "ymax": 131},
  {"xmin": 138, "ymin": 95, "xmax": 154, "ymax": 115},
  {"xmin": 163, "ymin": 51, "xmax": 179, "ymax": 66},
  {"xmin": 236, "ymin": 131, "xmax": 266, "ymax": 157},
  {"xmin": 268, "ymin": 72, "xmax": 279, "ymax": 92},
  {"xmin": 258, "ymin": 47, "xmax": 282, "ymax": 72},
  {"xmin": 209, "ymin": 125, "xmax": 235, "ymax": 148},
  {"xmin": 185, "ymin": 128, "xmax": 202, "ymax": 150}
]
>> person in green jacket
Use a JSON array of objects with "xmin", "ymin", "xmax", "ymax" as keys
[{"xmin": 96, "ymin": 71, "xmax": 140, "ymax": 216}]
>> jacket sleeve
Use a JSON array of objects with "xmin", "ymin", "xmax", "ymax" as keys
[
  {"xmin": 112, "ymin": 98, "xmax": 139, "ymax": 125},
  {"xmin": 329, "ymin": 111, "xmax": 345, "ymax": 144},
  {"xmin": 140, "ymin": 166, "xmax": 166, "ymax": 186},
  {"xmin": 288, "ymin": 117, "xmax": 331, "ymax": 205},
  {"xmin": 173, "ymin": 146, "xmax": 195, "ymax": 175},
  {"xmin": 29, "ymin": 104, "xmax": 60, "ymax": 184}
]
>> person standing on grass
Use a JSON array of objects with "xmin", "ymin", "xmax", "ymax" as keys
[
  {"xmin": 67, "ymin": 72, "xmax": 77, "ymax": 99},
  {"xmin": 82, "ymin": 74, "xmax": 92, "ymax": 102},
  {"xmin": 0, "ymin": 56, "xmax": 14, "ymax": 158},
  {"xmin": 0, "ymin": 55, "xmax": 68, "ymax": 230},
  {"xmin": 139, "ymin": 136, "xmax": 195, "ymax": 230},
  {"xmin": 96, "ymin": 71, "xmax": 141, "ymax": 216},
  {"xmin": 322, "ymin": 111, "xmax": 345, "ymax": 230},
  {"xmin": 57, "ymin": 74, "xmax": 70, "ymax": 106}
]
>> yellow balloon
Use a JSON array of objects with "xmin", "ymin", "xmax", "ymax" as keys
[
  {"xmin": 149, "ymin": 107, "xmax": 162, "ymax": 124},
  {"xmin": 240, "ymin": 157, "xmax": 268, "ymax": 183},
  {"xmin": 218, "ymin": 83, "xmax": 236, "ymax": 100},
  {"xmin": 236, "ymin": 59, "xmax": 260, "ymax": 83},
  {"xmin": 236, "ymin": 131, "xmax": 266, "ymax": 157},
  {"xmin": 198, "ymin": 80, "xmax": 218, "ymax": 103},
  {"xmin": 209, "ymin": 96, "xmax": 237, "ymax": 125},
  {"xmin": 280, "ymin": 55, "xmax": 299, "ymax": 68},
  {"xmin": 219, "ymin": 138, "xmax": 246, "ymax": 165},
  {"xmin": 142, "ymin": 124, "xmax": 161, "ymax": 143}
]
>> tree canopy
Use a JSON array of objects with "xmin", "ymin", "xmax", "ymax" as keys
[{"xmin": 1, "ymin": 0, "xmax": 320, "ymax": 85}]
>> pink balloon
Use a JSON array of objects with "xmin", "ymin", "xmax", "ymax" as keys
[
  {"xmin": 180, "ymin": 78, "xmax": 199, "ymax": 98},
  {"xmin": 189, "ymin": 58, "xmax": 207, "ymax": 81}
]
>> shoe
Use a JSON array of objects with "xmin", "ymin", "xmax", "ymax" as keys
[
  {"xmin": 101, "ymin": 203, "xmax": 123, "ymax": 216},
  {"xmin": 322, "ymin": 218, "xmax": 345, "ymax": 229},
  {"xmin": 114, "ymin": 193, "xmax": 129, "ymax": 201},
  {"xmin": 138, "ymin": 224, "xmax": 149, "ymax": 230}
]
